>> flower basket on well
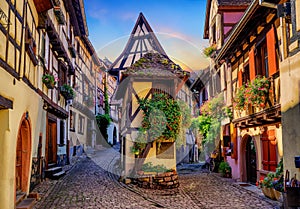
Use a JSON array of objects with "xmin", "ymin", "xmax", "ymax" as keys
[
  {"xmin": 42, "ymin": 74, "xmax": 57, "ymax": 89},
  {"xmin": 60, "ymin": 84, "xmax": 75, "ymax": 100}
]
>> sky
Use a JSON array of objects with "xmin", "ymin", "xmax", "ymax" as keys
[{"xmin": 83, "ymin": 0, "xmax": 209, "ymax": 71}]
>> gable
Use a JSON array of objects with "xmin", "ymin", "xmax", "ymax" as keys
[{"xmin": 109, "ymin": 13, "xmax": 167, "ymax": 74}]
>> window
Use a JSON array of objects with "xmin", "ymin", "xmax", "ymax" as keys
[
  {"xmin": 78, "ymin": 114, "xmax": 85, "ymax": 135},
  {"xmin": 70, "ymin": 110, "xmax": 76, "ymax": 131},
  {"xmin": 25, "ymin": 26, "xmax": 38, "ymax": 66},
  {"xmin": 59, "ymin": 120, "xmax": 65, "ymax": 145},
  {"xmin": 242, "ymin": 64, "xmax": 250, "ymax": 84},
  {"xmin": 223, "ymin": 124, "xmax": 231, "ymax": 156},
  {"xmin": 58, "ymin": 63, "xmax": 67, "ymax": 86},
  {"xmin": 255, "ymin": 40, "xmax": 269, "ymax": 77},
  {"xmin": 261, "ymin": 130, "xmax": 277, "ymax": 171},
  {"xmin": 156, "ymin": 142, "xmax": 174, "ymax": 159},
  {"xmin": 211, "ymin": 24, "xmax": 216, "ymax": 44}
]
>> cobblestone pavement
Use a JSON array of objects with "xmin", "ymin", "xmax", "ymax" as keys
[{"xmin": 33, "ymin": 146, "xmax": 282, "ymax": 209}]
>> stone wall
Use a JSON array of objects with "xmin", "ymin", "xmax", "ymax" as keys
[{"xmin": 136, "ymin": 170, "xmax": 179, "ymax": 189}]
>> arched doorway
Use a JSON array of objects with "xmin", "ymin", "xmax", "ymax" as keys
[
  {"xmin": 245, "ymin": 135, "xmax": 257, "ymax": 184},
  {"xmin": 16, "ymin": 115, "xmax": 32, "ymax": 194}
]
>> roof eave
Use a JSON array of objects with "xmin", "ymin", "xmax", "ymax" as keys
[{"xmin": 215, "ymin": 0, "xmax": 259, "ymax": 63}]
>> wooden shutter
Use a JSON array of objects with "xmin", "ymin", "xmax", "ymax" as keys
[
  {"xmin": 230, "ymin": 124, "xmax": 238, "ymax": 159},
  {"xmin": 266, "ymin": 26, "xmax": 278, "ymax": 76},
  {"xmin": 238, "ymin": 70, "xmax": 243, "ymax": 87},
  {"xmin": 249, "ymin": 48, "xmax": 256, "ymax": 80},
  {"xmin": 268, "ymin": 130, "xmax": 277, "ymax": 171},
  {"xmin": 261, "ymin": 131, "xmax": 269, "ymax": 170}
]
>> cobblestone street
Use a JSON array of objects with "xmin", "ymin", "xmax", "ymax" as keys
[{"xmin": 33, "ymin": 146, "xmax": 282, "ymax": 209}]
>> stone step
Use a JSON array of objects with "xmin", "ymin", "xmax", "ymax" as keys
[
  {"xmin": 52, "ymin": 170, "xmax": 66, "ymax": 180},
  {"xmin": 48, "ymin": 163, "xmax": 56, "ymax": 168},
  {"xmin": 16, "ymin": 192, "xmax": 26, "ymax": 205},
  {"xmin": 45, "ymin": 166, "xmax": 63, "ymax": 178},
  {"xmin": 16, "ymin": 198, "xmax": 36, "ymax": 209}
]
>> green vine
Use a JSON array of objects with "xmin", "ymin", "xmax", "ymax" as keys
[
  {"xmin": 131, "ymin": 93, "xmax": 192, "ymax": 154},
  {"xmin": 191, "ymin": 93, "xmax": 228, "ymax": 146}
]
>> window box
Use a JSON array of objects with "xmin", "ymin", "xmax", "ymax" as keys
[
  {"xmin": 68, "ymin": 44, "xmax": 76, "ymax": 58},
  {"xmin": 53, "ymin": 6, "xmax": 65, "ymax": 25},
  {"xmin": 60, "ymin": 84, "xmax": 75, "ymax": 100}
]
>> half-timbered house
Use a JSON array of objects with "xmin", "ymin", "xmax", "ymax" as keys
[
  {"xmin": 109, "ymin": 13, "xmax": 190, "ymax": 179},
  {"xmin": 212, "ymin": 0, "xmax": 282, "ymax": 183}
]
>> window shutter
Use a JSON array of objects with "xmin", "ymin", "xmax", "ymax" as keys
[
  {"xmin": 230, "ymin": 124, "xmax": 238, "ymax": 159},
  {"xmin": 261, "ymin": 131, "xmax": 269, "ymax": 170},
  {"xmin": 238, "ymin": 70, "xmax": 243, "ymax": 87},
  {"xmin": 268, "ymin": 130, "xmax": 277, "ymax": 172},
  {"xmin": 249, "ymin": 48, "xmax": 256, "ymax": 81},
  {"xmin": 266, "ymin": 26, "xmax": 277, "ymax": 76}
]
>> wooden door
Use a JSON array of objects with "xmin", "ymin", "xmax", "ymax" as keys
[
  {"xmin": 15, "ymin": 134, "xmax": 22, "ymax": 193},
  {"xmin": 246, "ymin": 136, "xmax": 257, "ymax": 184},
  {"xmin": 15, "ymin": 118, "xmax": 31, "ymax": 193},
  {"xmin": 47, "ymin": 120, "xmax": 57, "ymax": 166}
]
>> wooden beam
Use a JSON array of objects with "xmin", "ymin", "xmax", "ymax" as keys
[
  {"xmin": 175, "ymin": 76, "xmax": 188, "ymax": 95},
  {"xmin": 0, "ymin": 95, "xmax": 13, "ymax": 109}
]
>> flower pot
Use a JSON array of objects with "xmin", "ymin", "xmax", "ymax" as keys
[
  {"xmin": 45, "ymin": 82, "xmax": 55, "ymax": 89},
  {"xmin": 271, "ymin": 188, "xmax": 281, "ymax": 201},
  {"xmin": 262, "ymin": 187, "xmax": 274, "ymax": 199},
  {"xmin": 62, "ymin": 93, "xmax": 73, "ymax": 100}
]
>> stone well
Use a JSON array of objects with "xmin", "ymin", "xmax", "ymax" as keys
[{"xmin": 136, "ymin": 170, "xmax": 179, "ymax": 189}]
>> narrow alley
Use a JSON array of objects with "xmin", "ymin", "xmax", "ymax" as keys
[{"xmin": 32, "ymin": 146, "xmax": 281, "ymax": 209}]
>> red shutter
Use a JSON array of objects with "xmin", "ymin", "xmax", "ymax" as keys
[
  {"xmin": 249, "ymin": 48, "xmax": 256, "ymax": 80},
  {"xmin": 266, "ymin": 26, "xmax": 278, "ymax": 76},
  {"xmin": 238, "ymin": 70, "xmax": 243, "ymax": 87},
  {"xmin": 231, "ymin": 125, "xmax": 238, "ymax": 160},
  {"xmin": 268, "ymin": 130, "xmax": 277, "ymax": 171},
  {"xmin": 261, "ymin": 131, "xmax": 269, "ymax": 170}
]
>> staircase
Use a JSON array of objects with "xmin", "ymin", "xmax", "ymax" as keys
[
  {"xmin": 16, "ymin": 192, "xmax": 38, "ymax": 209},
  {"xmin": 45, "ymin": 163, "xmax": 66, "ymax": 180}
]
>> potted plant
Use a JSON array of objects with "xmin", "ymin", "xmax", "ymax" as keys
[
  {"xmin": 248, "ymin": 76, "xmax": 270, "ymax": 108},
  {"xmin": 203, "ymin": 44, "xmax": 217, "ymax": 57},
  {"xmin": 218, "ymin": 161, "xmax": 232, "ymax": 178},
  {"xmin": 42, "ymin": 73, "xmax": 57, "ymax": 89},
  {"xmin": 233, "ymin": 76, "xmax": 270, "ymax": 111},
  {"xmin": 60, "ymin": 84, "xmax": 75, "ymax": 100}
]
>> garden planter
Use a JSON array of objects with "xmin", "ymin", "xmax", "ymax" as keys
[
  {"xmin": 272, "ymin": 189, "xmax": 281, "ymax": 201},
  {"xmin": 45, "ymin": 82, "xmax": 55, "ymax": 89},
  {"xmin": 262, "ymin": 187, "xmax": 281, "ymax": 200}
]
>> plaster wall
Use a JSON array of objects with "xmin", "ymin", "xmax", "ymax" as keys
[
  {"xmin": 0, "ymin": 68, "xmax": 44, "ymax": 208},
  {"xmin": 280, "ymin": 53, "xmax": 300, "ymax": 178}
]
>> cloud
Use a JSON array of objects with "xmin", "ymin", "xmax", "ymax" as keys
[
  {"xmin": 87, "ymin": 6, "xmax": 109, "ymax": 23},
  {"xmin": 119, "ymin": 12, "xmax": 137, "ymax": 22}
]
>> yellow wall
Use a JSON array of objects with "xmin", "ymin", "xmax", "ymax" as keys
[
  {"xmin": 280, "ymin": 53, "xmax": 300, "ymax": 178},
  {"xmin": 0, "ymin": 68, "xmax": 45, "ymax": 208},
  {"xmin": 123, "ymin": 81, "xmax": 177, "ymax": 176}
]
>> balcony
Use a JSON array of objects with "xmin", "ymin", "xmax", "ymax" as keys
[
  {"xmin": 68, "ymin": 43, "xmax": 76, "ymax": 58},
  {"xmin": 233, "ymin": 73, "xmax": 281, "ymax": 128},
  {"xmin": 46, "ymin": 19, "xmax": 69, "ymax": 62}
]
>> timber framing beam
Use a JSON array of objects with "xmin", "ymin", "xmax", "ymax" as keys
[{"xmin": 233, "ymin": 104, "xmax": 281, "ymax": 129}]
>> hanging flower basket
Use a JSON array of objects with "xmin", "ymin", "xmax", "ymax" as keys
[
  {"xmin": 42, "ymin": 73, "xmax": 57, "ymax": 89},
  {"xmin": 60, "ymin": 84, "xmax": 75, "ymax": 100}
]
